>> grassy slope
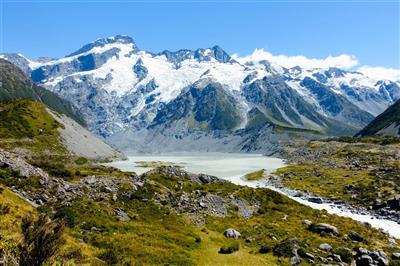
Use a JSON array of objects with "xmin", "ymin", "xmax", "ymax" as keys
[
  {"xmin": 0, "ymin": 99, "xmax": 67, "ymax": 155},
  {"xmin": 0, "ymin": 162, "xmax": 398, "ymax": 265},
  {"xmin": 0, "ymin": 59, "xmax": 86, "ymax": 126},
  {"xmin": 277, "ymin": 139, "xmax": 400, "ymax": 208},
  {"xmin": 356, "ymin": 99, "xmax": 400, "ymax": 137},
  {"xmin": 39, "ymin": 169, "xmax": 397, "ymax": 265}
]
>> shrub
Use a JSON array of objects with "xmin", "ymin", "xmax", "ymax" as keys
[
  {"xmin": 259, "ymin": 244, "xmax": 272, "ymax": 254},
  {"xmin": 219, "ymin": 243, "xmax": 239, "ymax": 254},
  {"xmin": 273, "ymin": 238, "xmax": 300, "ymax": 257},
  {"xmin": 0, "ymin": 203, "xmax": 10, "ymax": 215},
  {"xmin": 98, "ymin": 248, "xmax": 122, "ymax": 264},
  {"xmin": 54, "ymin": 206, "xmax": 77, "ymax": 227},
  {"xmin": 335, "ymin": 247, "xmax": 353, "ymax": 263},
  {"xmin": 75, "ymin": 157, "xmax": 88, "ymax": 165},
  {"xmin": 19, "ymin": 214, "xmax": 65, "ymax": 266}
]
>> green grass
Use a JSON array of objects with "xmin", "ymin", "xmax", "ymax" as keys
[
  {"xmin": 0, "ymin": 99, "xmax": 67, "ymax": 155},
  {"xmin": 277, "ymin": 140, "xmax": 400, "ymax": 208},
  {"xmin": 244, "ymin": 169, "xmax": 265, "ymax": 181},
  {"xmin": 0, "ymin": 134, "xmax": 399, "ymax": 264}
]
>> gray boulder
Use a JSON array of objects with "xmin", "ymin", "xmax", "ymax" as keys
[
  {"xmin": 319, "ymin": 243, "xmax": 332, "ymax": 251},
  {"xmin": 309, "ymin": 223, "xmax": 339, "ymax": 236},
  {"xmin": 348, "ymin": 231, "xmax": 364, "ymax": 242},
  {"xmin": 223, "ymin": 228, "xmax": 241, "ymax": 239},
  {"xmin": 392, "ymin": 253, "xmax": 400, "ymax": 260},
  {"xmin": 290, "ymin": 256, "xmax": 302, "ymax": 266},
  {"xmin": 308, "ymin": 197, "xmax": 323, "ymax": 204},
  {"xmin": 356, "ymin": 255, "xmax": 374, "ymax": 266}
]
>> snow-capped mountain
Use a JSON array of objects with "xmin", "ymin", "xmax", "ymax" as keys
[{"xmin": 2, "ymin": 35, "xmax": 399, "ymax": 152}]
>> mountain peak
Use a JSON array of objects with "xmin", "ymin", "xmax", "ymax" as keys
[
  {"xmin": 194, "ymin": 45, "xmax": 232, "ymax": 63},
  {"xmin": 67, "ymin": 35, "xmax": 137, "ymax": 57}
]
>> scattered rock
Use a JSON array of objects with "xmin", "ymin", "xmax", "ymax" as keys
[
  {"xmin": 290, "ymin": 256, "xmax": 301, "ymax": 265},
  {"xmin": 115, "ymin": 208, "xmax": 130, "ymax": 221},
  {"xmin": 273, "ymin": 237, "xmax": 300, "ymax": 257},
  {"xmin": 245, "ymin": 237, "xmax": 255, "ymax": 243},
  {"xmin": 319, "ymin": 243, "xmax": 332, "ymax": 251},
  {"xmin": 355, "ymin": 248, "xmax": 389, "ymax": 266},
  {"xmin": 223, "ymin": 228, "xmax": 241, "ymax": 239},
  {"xmin": 303, "ymin": 252, "xmax": 315, "ymax": 260},
  {"xmin": 308, "ymin": 197, "xmax": 323, "ymax": 204},
  {"xmin": 356, "ymin": 255, "xmax": 373, "ymax": 266},
  {"xmin": 392, "ymin": 253, "xmax": 400, "ymax": 260},
  {"xmin": 303, "ymin": 219, "xmax": 312, "ymax": 226},
  {"xmin": 309, "ymin": 223, "xmax": 339, "ymax": 236},
  {"xmin": 386, "ymin": 196, "xmax": 400, "ymax": 210},
  {"xmin": 348, "ymin": 231, "xmax": 364, "ymax": 242},
  {"xmin": 0, "ymin": 149, "xmax": 49, "ymax": 180},
  {"xmin": 369, "ymin": 250, "xmax": 388, "ymax": 266},
  {"xmin": 200, "ymin": 194, "xmax": 228, "ymax": 216},
  {"xmin": 331, "ymin": 254, "xmax": 342, "ymax": 262},
  {"xmin": 231, "ymin": 197, "xmax": 253, "ymax": 218}
]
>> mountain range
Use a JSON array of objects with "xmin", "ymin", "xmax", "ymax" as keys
[{"xmin": 2, "ymin": 35, "xmax": 399, "ymax": 152}]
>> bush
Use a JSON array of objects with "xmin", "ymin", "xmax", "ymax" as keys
[
  {"xmin": 98, "ymin": 248, "xmax": 122, "ymax": 264},
  {"xmin": 259, "ymin": 244, "xmax": 272, "ymax": 254},
  {"xmin": 0, "ymin": 203, "xmax": 10, "ymax": 215},
  {"xmin": 335, "ymin": 247, "xmax": 353, "ymax": 263},
  {"xmin": 75, "ymin": 157, "xmax": 88, "ymax": 165},
  {"xmin": 54, "ymin": 206, "xmax": 77, "ymax": 227},
  {"xmin": 19, "ymin": 214, "xmax": 65, "ymax": 266},
  {"xmin": 219, "ymin": 243, "xmax": 239, "ymax": 254},
  {"xmin": 273, "ymin": 238, "xmax": 300, "ymax": 257}
]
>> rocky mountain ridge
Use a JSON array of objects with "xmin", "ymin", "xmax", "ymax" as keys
[{"xmin": 2, "ymin": 35, "xmax": 399, "ymax": 153}]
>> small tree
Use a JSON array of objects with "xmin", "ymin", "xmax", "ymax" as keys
[{"xmin": 19, "ymin": 214, "xmax": 65, "ymax": 266}]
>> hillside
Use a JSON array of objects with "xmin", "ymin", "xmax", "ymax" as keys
[
  {"xmin": 0, "ymin": 150, "xmax": 398, "ymax": 265},
  {"xmin": 0, "ymin": 59, "xmax": 86, "ymax": 126},
  {"xmin": 0, "ymin": 99, "xmax": 124, "ymax": 160},
  {"xmin": 356, "ymin": 100, "xmax": 400, "ymax": 137}
]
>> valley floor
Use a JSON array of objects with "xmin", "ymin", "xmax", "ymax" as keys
[{"xmin": 0, "ymin": 130, "xmax": 400, "ymax": 265}]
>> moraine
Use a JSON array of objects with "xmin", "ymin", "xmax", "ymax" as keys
[{"xmin": 105, "ymin": 153, "xmax": 400, "ymax": 239}]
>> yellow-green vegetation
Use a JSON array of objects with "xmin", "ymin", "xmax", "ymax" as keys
[
  {"xmin": 0, "ymin": 126, "xmax": 399, "ymax": 265},
  {"xmin": 0, "ymin": 185, "xmax": 35, "ymax": 241},
  {"xmin": 0, "ymin": 99, "xmax": 66, "ymax": 155},
  {"xmin": 244, "ymin": 169, "xmax": 265, "ymax": 181},
  {"xmin": 1, "ymin": 161, "xmax": 399, "ymax": 265},
  {"xmin": 44, "ymin": 170, "xmax": 397, "ymax": 265},
  {"xmin": 277, "ymin": 140, "xmax": 400, "ymax": 208}
]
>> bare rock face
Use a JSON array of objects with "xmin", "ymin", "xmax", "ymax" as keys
[
  {"xmin": 0, "ymin": 149, "xmax": 49, "ymax": 180},
  {"xmin": 231, "ymin": 197, "xmax": 254, "ymax": 218},
  {"xmin": 200, "ymin": 194, "xmax": 228, "ymax": 216}
]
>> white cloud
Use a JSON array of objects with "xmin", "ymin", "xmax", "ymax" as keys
[
  {"xmin": 357, "ymin": 66, "xmax": 400, "ymax": 81},
  {"xmin": 231, "ymin": 48, "xmax": 359, "ymax": 69}
]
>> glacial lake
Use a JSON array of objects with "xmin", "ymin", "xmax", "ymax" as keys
[
  {"xmin": 104, "ymin": 153, "xmax": 286, "ymax": 178},
  {"xmin": 106, "ymin": 153, "xmax": 400, "ymax": 238}
]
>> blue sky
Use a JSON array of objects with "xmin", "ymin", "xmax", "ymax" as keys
[{"xmin": 1, "ymin": 1, "xmax": 399, "ymax": 77}]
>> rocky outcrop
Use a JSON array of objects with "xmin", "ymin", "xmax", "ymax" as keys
[
  {"xmin": 355, "ymin": 248, "xmax": 389, "ymax": 266},
  {"xmin": 0, "ymin": 149, "xmax": 48, "ymax": 180}
]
